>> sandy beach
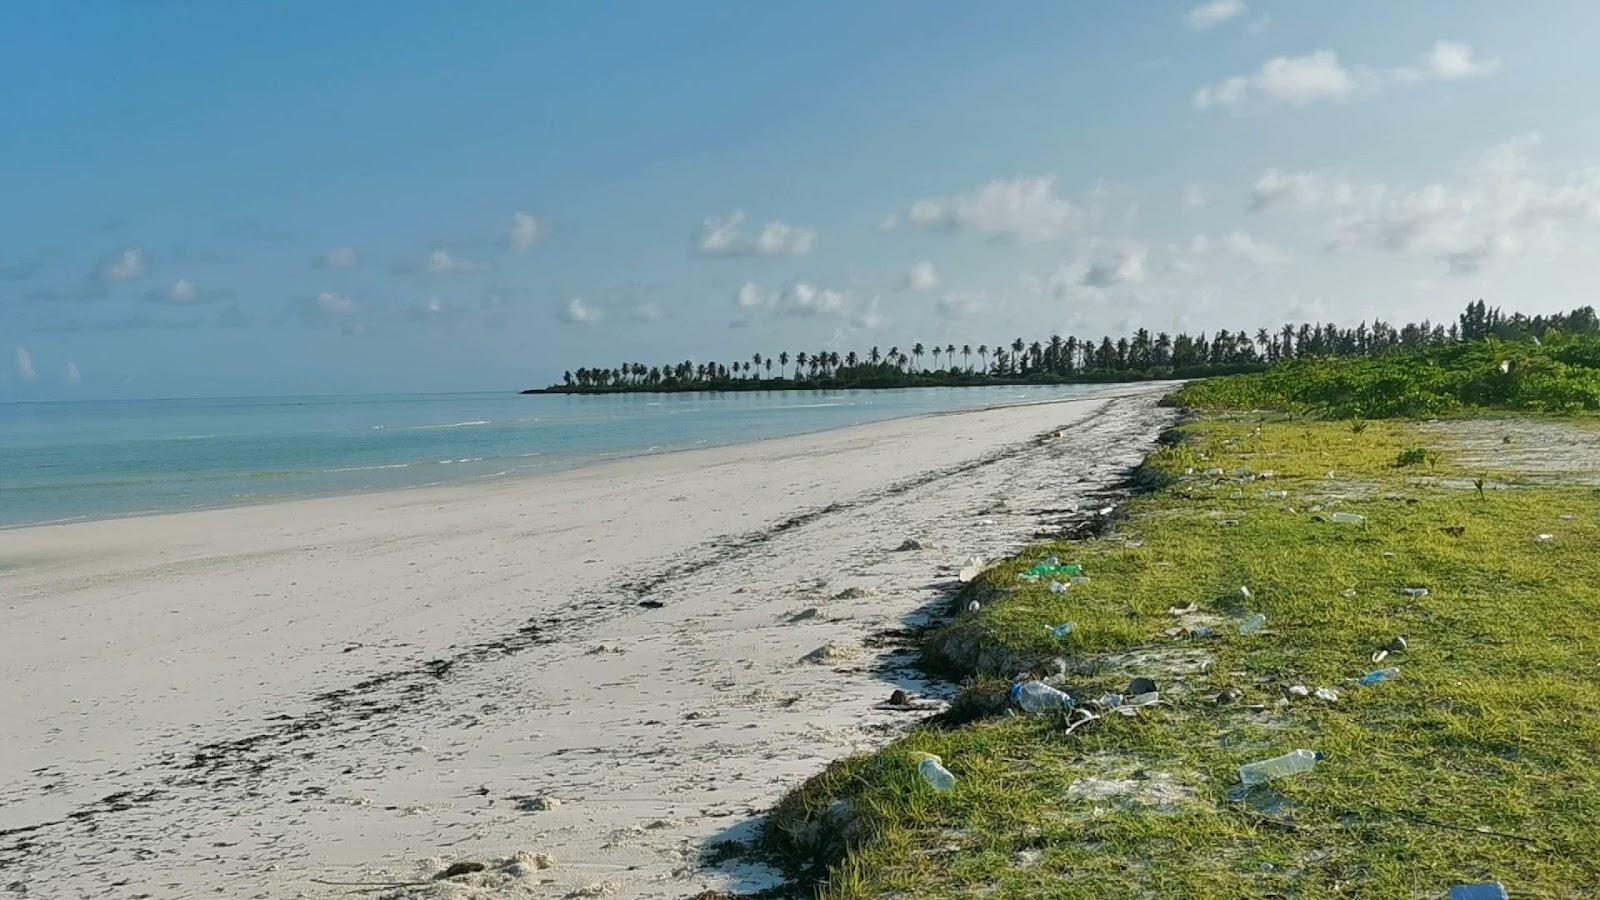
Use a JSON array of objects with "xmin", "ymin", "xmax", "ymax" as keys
[{"xmin": 0, "ymin": 384, "xmax": 1177, "ymax": 898}]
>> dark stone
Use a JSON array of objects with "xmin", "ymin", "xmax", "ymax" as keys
[
  {"xmin": 888, "ymin": 689, "xmax": 909, "ymax": 706},
  {"xmin": 638, "ymin": 599, "xmax": 665, "ymax": 609},
  {"xmin": 1216, "ymin": 686, "xmax": 1243, "ymax": 705},
  {"xmin": 437, "ymin": 861, "xmax": 486, "ymax": 879},
  {"xmin": 1127, "ymin": 676, "xmax": 1158, "ymax": 695}
]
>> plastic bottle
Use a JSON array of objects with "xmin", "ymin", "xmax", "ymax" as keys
[
  {"xmin": 1046, "ymin": 622, "xmax": 1075, "ymax": 638},
  {"xmin": 1330, "ymin": 511, "xmax": 1366, "ymax": 524},
  {"xmin": 1238, "ymin": 749, "xmax": 1323, "ymax": 786},
  {"xmin": 1360, "ymin": 666, "xmax": 1400, "ymax": 686},
  {"xmin": 914, "ymin": 753, "xmax": 956, "ymax": 791},
  {"xmin": 1239, "ymin": 613, "xmax": 1267, "ymax": 635},
  {"xmin": 1049, "ymin": 581, "xmax": 1069, "ymax": 594},
  {"xmin": 1011, "ymin": 681, "xmax": 1076, "ymax": 713}
]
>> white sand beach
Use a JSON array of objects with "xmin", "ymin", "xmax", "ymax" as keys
[{"xmin": 0, "ymin": 384, "xmax": 1176, "ymax": 898}]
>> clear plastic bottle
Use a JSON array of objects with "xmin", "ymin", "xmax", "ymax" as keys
[
  {"xmin": 1011, "ymin": 681, "xmax": 1075, "ymax": 713},
  {"xmin": 1360, "ymin": 666, "xmax": 1400, "ymax": 686},
  {"xmin": 1238, "ymin": 749, "xmax": 1323, "ymax": 786},
  {"xmin": 915, "ymin": 753, "xmax": 956, "ymax": 791},
  {"xmin": 1046, "ymin": 622, "xmax": 1075, "ymax": 638},
  {"xmin": 1330, "ymin": 512, "xmax": 1366, "ymax": 525},
  {"xmin": 1239, "ymin": 613, "xmax": 1267, "ymax": 635}
]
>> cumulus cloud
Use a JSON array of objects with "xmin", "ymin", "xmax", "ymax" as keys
[
  {"xmin": 630, "ymin": 303, "xmax": 664, "ymax": 322},
  {"xmin": 1197, "ymin": 42, "xmax": 1497, "ymax": 113},
  {"xmin": 1256, "ymin": 135, "xmax": 1600, "ymax": 274},
  {"xmin": 694, "ymin": 211, "xmax": 815, "ymax": 256},
  {"xmin": 1081, "ymin": 247, "xmax": 1148, "ymax": 288},
  {"xmin": 852, "ymin": 296, "xmax": 885, "ymax": 330},
  {"xmin": 315, "ymin": 246, "xmax": 358, "ymax": 269},
  {"xmin": 422, "ymin": 249, "xmax": 484, "ymax": 274},
  {"xmin": 936, "ymin": 292, "xmax": 987, "ymax": 318},
  {"xmin": 1249, "ymin": 169, "xmax": 1362, "ymax": 212},
  {"xmin": 559, "ymin": 296, "xmax": 603, "ymax": 324},
  {"xmin": 734, "ymin": 282, "xmax": 849, "ymax": 319},
  {"xmin": 149, "ymin": 278, "xmax": 232, "ymax": 305},
  {"xmin": 97, "ymin": 247, "xmax": 146, "ymax": 284},
  {"xmin": 904, "ymin": 260, "xmax": 940, "ymax": 291},
  {"xmin": 900, "ymin": 176, "xmax": 1086, "ymax": 242},
  {"xmin": 15, "ymin": 346, "xmax": 36, "ymax": 381},
  {"xmin": 1184, "ymin": 0, "xmax": 1246, "ymax": 30},
  {"xmin": 508, "ymin": 212, "xmax": 548, "ymax": 251},
  {"xmin": 313, "ymin": 291, "xmax": 361, "ymax": 317},
  {"xmin": 1220, "ymin": 230, "xmax": 1291, "ymax": 266},
  {"xmin": 1183, "ymin": 184, "xmax": 1210, "ymax": 209},
  {"xmin": 65, "ymin": 361, "xmax": 81, "ymax": 385}
]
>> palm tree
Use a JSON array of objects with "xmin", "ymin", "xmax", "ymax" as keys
[
  {"xmin": 961, "ymin": 344, "xmax": 972, "ymax": 371},
  {"xmin": 977, "ymin": 344, "xmax": 989, "ymax": 373},
  {"xmin": 795, "ymin": 351, "xmax": 808, "ymax": 380},
  {"xmin": 869, "ymin": 346, "xmax": 881, "ymax": 365},
  {"xmin": 945, "ymin": 344, "xmax": 956, "ymax": 372},
  {"xmin": 912, "ymin": 342, "xmax": 925, "ymax": 372},
  {"xmin": 931, "ymin": 345, "xmax": 941, "ymax": 370},
  {"xmin": 845, "ymin": 351, "xmax": 858, "ymax": 367},
  {"xmin": 778, "ymin": 351, "xmax": 789, "ymax": 378}
]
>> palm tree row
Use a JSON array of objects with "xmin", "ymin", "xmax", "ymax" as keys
[{"xmin": 549, "ymin": 301, "xmax": 1600, "ymax": 391}]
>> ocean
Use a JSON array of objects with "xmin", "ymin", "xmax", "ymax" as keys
[{"xmin": 0, "ymin": 385, "xmax": 1115, "ymax": 528}]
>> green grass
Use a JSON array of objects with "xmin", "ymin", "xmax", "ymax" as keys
[
  {"xmin": 767, "ymin": 416, "xmax": 1600, "ymax": 898},
  {"xmin": 1171, "ymin": 335, "xmax": 1600, "ymax": 417}
]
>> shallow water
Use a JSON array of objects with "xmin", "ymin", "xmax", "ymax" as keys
[{"xmin": 0, "ymin": 385, "xmax": 1114, "ymax": 526}]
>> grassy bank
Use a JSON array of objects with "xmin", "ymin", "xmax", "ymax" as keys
[{"xmin": 766, "ymin": 414, "xmax": 1600, "ymax": 898}]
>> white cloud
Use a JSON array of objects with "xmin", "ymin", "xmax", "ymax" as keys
[
  {"xmin": 559, "ymin": 296, "xmax": 603, "ymax": 324},
  {"xmin": 734, "ymin": 281, "xmax": 849, "ymax": 319},
  {"xmin": 65, "ymin": 361, "xmax": 81, "ymax": 385},
  {"xmin": 630, "ymin": 302, "xmax": 664, "ymax": 322},
  {"xmin": 423, "ymin": 249, "xmax": 484, "ymax": 274},
  {"xmin": 508, "ymin": 213, "xmax": 548, "ymax": 251},
  {"xmin": 1396, "ymin": 40, "xmax": 1500, "ymax": 82},
  {"xmin": 852, "ymin": 296, "xmax": 885, "ymax": 330},
  {"xmin": 1249, "ymin": 169, "xmax": 1361, "ymax": 212},
  {"xmin": 901, "ymin": 176, "xmax": 1085, "ymax": 242},
  {"xmin": 1081, "ymin": 247, "xmax": 1148, "ymax": 288},
  {"xmin": 904, "ymin": 260, "xmax": 940, "ymax": 291},
  {"xmin": 876, "ymin": 214, "xmax": 900, "ymax": 232},
  {"xmin": 317, "ymin": 246, "xmax": 358, "ymax": 269},
  {"xmin": 1184, "ymin": 0, "xmax": 1246, "ymax": 31},
  {"xmin": 1198, "ymin": 42, "xmax": 1498, "ymax": 113},
  {"xmin": 694, "ymin": 211, "xmax": 815, "ymax": 256},
  {"xmin": 1196, "ymin": 51, "xmax": 1368, "ymax": 111},
  {"xmin": 100, "ymin": 247, "xmax": 145, "ymax": 283},
  {"xmin": 936, "ymin": 291, "xmax": 987, "ymax": 318},
  {"xmin": 1259, "ymin": 135, "xmax": 1600, "ymax": 274},
  {"xmin": 168, "ymin": 279, "xmax": 196, "ymax": 302},
  {"xmin": 315, "ymin": 291, "xmax": 361, "ymax": 317},
  {"xmin": 1221, "ymin": 230, "xmax": 1290, "ymax": 266},
  {"xmin": 15, "ymin": 346, "xmax": 36, "ymax": 381},
  {"xmin": 1183, "ymin": 184, "xmax": 1210, "ymax": 209}
]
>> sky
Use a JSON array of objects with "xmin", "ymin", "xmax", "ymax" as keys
[{"xmin": 5, "ymin": 1, "xmax": 1600, "ymax": 400}]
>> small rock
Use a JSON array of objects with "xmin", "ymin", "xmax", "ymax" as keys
[
  {"xmin": 1216, "ymin": 686, "xmax": 1243, "ymax": 704},
  {"xmin": 831, "ymin": 587, "xmax": 874, "ymax": 601},
  {"xmin": 888, "ymin": 689, "xmax": 909, "ymax": 706},
  {"xmin": 802, "ymin": 641, "xmax": 862, "ymax": 665},
  {"xmin": 638, "ymin": 599, "xmax": 665, "ymax": 609},
  {"xmin": 1314, "ymin": 687, "xmax": 1339, "ymax": 703},
  {"xmin": 895, "ymin": 538, "xmax": 929, "ymax": 551},
  {"xmin": 786, "ymin": 607, "xmax": 820, "ymax": 622},
  {"xmin": 437, "ymin": 861, "xmax": 486, "ymax": 879},
  {"xmin": 1287, "ymin": 685, "xmax": 1310, "ymax": 698},
  {"xmin": 1127, "ymin": 677, "xmax": 1158, "ymax": 695},
  {"xmin": 516, "ymin": 796, "xmax": 561, "ymax": 812}
]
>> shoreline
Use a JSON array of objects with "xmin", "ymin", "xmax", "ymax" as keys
[
  {"xmin": 0, "ymin": 385, "xmax": 1178, "ymax": 898},
  {"xmin": 0, "ymin": 383, "xmax": 1174, "ymax": 533}
]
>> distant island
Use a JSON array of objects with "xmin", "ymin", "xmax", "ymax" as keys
[{"xmin": 525, "ymin": 301, "xmax": 1598, "ymax": 394}]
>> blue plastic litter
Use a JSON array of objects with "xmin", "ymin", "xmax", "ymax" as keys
[{"xmin": 1449, "ymin": 884, "xmax": 1507, "ymax": 900}]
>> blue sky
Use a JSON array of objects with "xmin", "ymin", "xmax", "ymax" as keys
[{"xmin": 6, "ymin": 1, "xmax": 1600, "ymax": 399}]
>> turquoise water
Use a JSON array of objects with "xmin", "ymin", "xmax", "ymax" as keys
[{"xmin": 0, "ymin": 386, "xmax": 1110, "ymax": 527}]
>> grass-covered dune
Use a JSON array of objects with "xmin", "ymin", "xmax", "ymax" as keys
[
  {"xmin": 1172, "ymin": 335, "xmax": 1600, "ymax": 417},
  {"xmin": 766, "ymin": 414, "xmax": 1600, "ymax": 898}
]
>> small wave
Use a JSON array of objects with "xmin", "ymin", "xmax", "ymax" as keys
[
  {"xmin": 409, "ymin": 420, "xmax": 492, "ymax": 430},
  {"xmin": 322, "ymin": 462, "xmax": 413, "ymax": 473}
]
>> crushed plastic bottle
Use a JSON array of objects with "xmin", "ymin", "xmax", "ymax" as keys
[
  {"xmin": 1011, "ymin": 681, "xmax": 1076, "ymax": 713},
  {"xmin": 914, "ymin": 753, "xmax": 956, "ymax": 791},
  {"xmin": 1314, "ymin": 687, "xmax": 1339, "ymax": 703},
  {"xmin": 1049, "ymin": 580, "xmax": 1069, "ymax": 594},
  {"xmin": 1400, "ymin": 587, "xmax": 1430, "ymax": 598},
  {"xmin": 1263, "ymin": 490, "xmax": 1288, "ymax": 499},
  {"xmin": 1449, "ymin": 884, "xmax": 1508, "ymax": 900},
  {"xmin": 1069, "ymin": 575, "xmax": 1090, "ymax": 586},
  {"xmin": 1239, "ymin": 613, "xmax": 1267, "ymax": 635},
  {"xmin": 1329, "ymin": 512, "xmax": 1367, "ymax": 525},
  {"xmin": 1022, "ymin": 561, "xmax": 1084, "ymax": 580},
  {"xmin": 1240, "ymin": 586, "xmax": 1253, "ymax": 600},
  {"xmin": 1046, "ymin": 622, "xmax": 1075, "ymax": 638},
  {"xmin": 958, "ymin": 556, "xmax": 985, "ymax": 583},
  {"xmin": 1238, "ymin": 749, "xmax": 1324, "ymax": 786},
  {"xmin": 1360, "ymin": 666, "xmax": 1400, "ymax": 686}
]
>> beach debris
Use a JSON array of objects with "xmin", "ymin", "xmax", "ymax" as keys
[
  {"xmin": 1314, "ymin": 687, "xmax": 1339, "ymax": 704},
  {"xmin": 1168, "ymin": 601, "xmax": 1198, "ymax": 616},
  {"xmin": 1449, "ymin": 884, "xmax": 1509, "ymax": 900},
  {"xmin": 1047, "ymin": 622, "xmax": 1075, "ymax": 638},
  {"xmin": 1360, "ymin": 667, "xmax": 1400, "ymax": 686},
  {"xmin": 802, "ymin": 641, "xmax": 862, "ymax": 665},
  {"xmin": 1020, "ymin": 558, "xmax": 1084, "ymax": 581},
  {"xmin": 567, "ymin": 881, "xmax": 621, "ymax": 898},
  {"xmin": 831, "ymin": 586, "xmax": 874, "ymax": 601},
  {"xmin": 1536, "ymin": 533, "xmax": 1554, "ymax": 542},
  {"xmin": 1046, "ymin": 656, "xmax": 1070, "ymax": 677},
  {"xmin": 914, "ymin": 753, "xmax": 957, "ymax": 791},
  {"xmin": 438, "ymin": 861, "xmax": 487, "ymax": 879},
  {"xmin": 1400, "ymin": 587, "xmax": 1430, "ymax": 598},
  {"xmin": 888, "ymin": 689, "xmax": 909, "ymax": 706},
  {"xmin": 958, "ymin": 556, "xmax": 986, "ymax": 583},
  {"xmin": 1239, "ymin": 749, "xmax": 1323, "ymax": 786},
  {"xmin": 1387, "ymin": 635, "xmax": 1409, "ymax": 653},
  {"xmin": 1127, "ymin": 676, "xmax": 1157, "ymax": 695},
  {"xmin": 1342, "ymin": 588, "xmax": 1358, "ymax": 598},
  {"xmin": 1239, "ymin": 585, "xmax": 1253, "ymax": 600},
  {"xmin": 1371, "ymin": 649, "xmax": 1389, "ymax": 664},
  {"xmin": 1329, "ymin": 511, "xmax": 1367, "ymax": 525},
  {"xmin": 1287, "ymin": 685, "xmax": 1310, "ymax": 698},
  {"xmin": 1216, "ymin": 686, "xmax": 1243, "ymax": 704},
  {"xmin": 1239, "ymin": 613, "xmax": 1267, "ymax": 635},
  {"xmin": 515, "ymin": 796, "xmax": 562, "ymax": 812},
  {"xmin": 786, "ymin": 607, "xmax": 821, "ymax": 623},
  {"xmin": 1012, "ymin": 680, "xmax": 1075, "ymax": 713},
  {"xmin": 1263, "ymin": 489, "xmax": 1288, "ymax": 499},
  {"xmin": 895, "ymin": 538, "xmax": 931, "ymax": 551},
  {"xmin": 1049, "ymin": 580, "xmax": 1069, "ymax": 594},
  {"xmin": 966, "ymin": 600, "xmax": 981, "ymax": 613}
]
